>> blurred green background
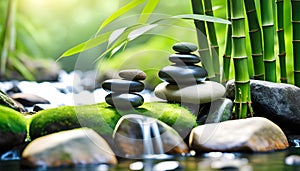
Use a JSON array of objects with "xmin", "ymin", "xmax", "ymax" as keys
[{"xmin": 0, "ymin": 0, "xmax": 295, "ymax": 84}]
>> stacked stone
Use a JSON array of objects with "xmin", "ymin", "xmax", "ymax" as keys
[
  {"xmin": 159, "ymin": 42, "xmax": 208, "ymax": 86},
  {"xmin": 155, "ymin": 42, "xmax": 226, "ymax": 104},
  {"xmin": 102, "ymin": 69, "xmax": 146, "ymax": 109}
]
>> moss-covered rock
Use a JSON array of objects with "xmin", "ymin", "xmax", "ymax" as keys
[
  {"xmin": 29, "ymin": 102, "xmax": 197, "ymax": 140},
  {"xmin": 0, "ymin": 105, "xmax": 27, "ymax": 154}
]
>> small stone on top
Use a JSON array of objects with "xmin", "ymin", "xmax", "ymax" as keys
[
  {"xmin": 172, "ymin": 42, "xmax": 198, "ymax": 53},
  {"xmin": 118, "ymin": 69, "xmax": 147, "ymax": 81}
]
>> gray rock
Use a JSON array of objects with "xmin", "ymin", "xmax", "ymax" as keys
[
  {"xmin": 285, "ymin": 155, "xmax": 300, "ymax": 166},
  {"xmin": 159, "ymin": 65, "xmax": 207, "ymax": 84},
  {"xmin": 226, "ymin": 79, "xmax": 300, "ymax": 134},
  {"xmin": 0, "ymin": 90, "xmax": 25, "ymax": 112},
  {"xmin": 118, "ymin": 69, "xmax": 147, "ymax": 81},
  {"xmin": 102, "ymin": 79, "xmax": 144, "ymax": 93},
  {"xmin": 189, "ymin": 117, "xmax": 289, "ymax": 152},
  {"xmin": 113, "ymin": 114, "xmax": 189, "ymax": 158},
  {"xmin": 21, "ymin": 128, "xmax": 117, "ymax": 168},
  {"xmin": 11, "ymin": 93, "xmax": 50, "ymax": 107},
  {"xmin": 172, "ymin": 42, "xmax": 198, "ymax": 53},
  {"xmin": 105, "ymin": 93, "xmax": 144, "ymax": 109},
  {"xmin": 154, "ymin": 81, "xmax": 225, "ymax": 104},
  {"xmin": 203, "ymin": 98, "xmax": 233, "ymax": 124},
  {"xmin": 169, "ymin": 53, "xmax": 200, "ymax": 64}
]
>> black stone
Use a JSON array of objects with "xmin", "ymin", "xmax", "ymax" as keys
[
  {"xmin": 105, "ymin": 93, "xmax": 144, "ymax": 109},
  {"xmin": 158, "ymin": 65, "xmax": 208, "ymax": 84},
  {"xmin": 102, "ymin": 79, "xmax": 144, "ymax": 93},
  {"xmin": 172, "ymin": 42, "xmax": 198, "ymax": 53},
  {"xmin": 10, "ymin": 93, "xmax": 50, "ymax": 107},
  {"xmin": 169, "ymin": 53, "xmax": 200, "ymax": 64}
]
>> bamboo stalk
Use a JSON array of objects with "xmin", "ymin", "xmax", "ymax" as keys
[
  {"xmin": 291, "ymin": 0, "xmax": 300, "ymax": 87},
  {"xmin": 203, "ymin": 0, "xmax": 220, "ymax": 82},
  {"xmin": 222, "ymin": 0, "xmax": 232, "ymax": 83},
  {"xmin": 244, "ymin": 0, "xmax": 264, "ymax": 80},
  {"xmin": 0, "ymin": 0, "xmax": 17, "ymax": 76},
  {"xmin": 191, "ymin": 0, "xmax": 215, "ymax": 80},
  {"xmin": 231, "ymin": 0, "xmax": 252, "ymax": 118},
  {"xmin": 260, "ymin": 0, "xmax": 277, "ymax": 82},
  {"xmin": 277, "ymin": 0, "xmax": 287, "ymax": 83}
]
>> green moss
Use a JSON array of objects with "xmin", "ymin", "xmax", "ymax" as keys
[
  {"xmin": 0, "ymin": 105, "xmax": 27, "ymax": 133},
  {"xmin": 29, "ymin": 102, "xmax": 197, "ymax": 139}
]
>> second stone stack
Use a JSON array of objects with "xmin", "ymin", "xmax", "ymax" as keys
[{"xmin": 102, "ymin": 69, "xmax": 146, "ymax": 109}]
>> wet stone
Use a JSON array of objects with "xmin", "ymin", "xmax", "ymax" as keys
[
  {"xmin": 10, "ymin": 93, "xmax": 50, "ymax": 107},
  {"xmin": 159, "ymin": 65, "xmax": 208, "ymax": 84},
  {"xmin": 102, "ymin": 79, "xmax": 144, "ymax": 93},
  {"xmin": 119, "ymin": 69, "xmax": 147, "ymax": 81},
  {"xmin": 169, "ymin": 53, "xmax": 200, "ymax": 64},
  {"xmin": 172, "ymin": 42, "xmax": 198, "ymax": 53},
  {"xmin": 105, "ymin": 93, "xmax": 144, "ymax": 109}
]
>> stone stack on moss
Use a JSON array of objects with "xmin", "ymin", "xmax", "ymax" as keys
[
  {"xmin": 154, "ymin": 42, "xmax": 226, "ymax": 104},
  {"xmin": 102, "ymin": 69, "xmax": 146, "ymax": 109}
]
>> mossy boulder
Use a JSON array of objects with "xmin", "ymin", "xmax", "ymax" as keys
[
  {"xmin": 0, "ymin": 105, "xmax": 27, "ymax": 154},
  {"xmin": 29, "ymin": 102, "xmax": 197, "ymax": 140}
]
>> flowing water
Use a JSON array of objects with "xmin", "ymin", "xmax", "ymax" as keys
[{"xmin": 1, "ymin": 148, "xmax": 300, "ymax": 171}]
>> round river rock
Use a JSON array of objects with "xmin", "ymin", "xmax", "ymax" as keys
[
  {"xmin": 172, "ymin": 42, "xmax": 198, "ymax": 53},
  {"xmin": 118, "ymin": 69, "xmax": 146, "ymax": 81},
  {"xmin": 154, "ymin": 81, "xmax": 225, "ymax": 104},
  {"xmin": 105, "ymin": 93, "xmax": 144, "ymax": 108},
  {"xmin": 169, "ymin": 53, "xmax": 200, "ymax": 64},
  {"xmin": 102, "ymin": 79, "xmax": 144, "ymax": 93},
  {"xmin": 159, "ymin": 65, "xmax": 208, "ymax": 84}
]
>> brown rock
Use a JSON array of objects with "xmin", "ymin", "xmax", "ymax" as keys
[
  {"xmin": 21, "ymin": 128, "xmax": 117, "ymax": 168},
  {"xmin": 189, "ymin": 117, "xmax": 289, "ymax": 152},
  {"xmin": 113, "ymin": 114, "xmax": 188, "ymax": 158},
  {"xmin": 118, "ymin": 69, "xmax": 146, "ymax": 81}
]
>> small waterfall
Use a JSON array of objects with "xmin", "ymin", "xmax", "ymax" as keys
[
  {"xmin": 138, "ymin": 116, "xmax": 164, "ymax": 156},
  {"xmin": 0, "ymin": 150, "xmax": 20, "ymax": 160},
  {"xmin": 293, "ymin": 140, "xmax": 300, "ymax": 148}
]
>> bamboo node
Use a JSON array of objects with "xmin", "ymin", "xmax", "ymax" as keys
[
  {"xmin": 294, "ymin": 70, "xmax": 300, "ymax": 73},
  {"xmin": 249, "ymin": 28, "xmax": 260, "ymax": 33},
  {"xmin": 292, "ymin": 20, "xmax": 300, "ymax": 24},
  {"xmin": 223, "ymin": 55, "xmax": 231, "ymax": 59},
  {"xmin": 277, "ymin": 28, "xmax": 284, "ymax": 32},
  {"xmin": 292, "ymin": 40, "xmax": 300, "ymax": 43},
  {"xmin": 278, "ymin": 52, "xmax": 286, "ymax": 56},
  {"xmin": 252, "ymin": 54, "xmax": 263, "ymax": 57},
  {"xmin": 263, "ymin": 59, "xmax": 276, "ymax": 63},
  {"xmin": 233, "ymin": 56, "xmax": 248, "ymax": 59}
]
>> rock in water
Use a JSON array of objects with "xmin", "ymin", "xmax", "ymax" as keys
[
  {"xmin": 189, "ymin": 117, "xmax": 289, "ymax": 152},
  {"xmin": 154, "ymin": 81, "xmax": 225, "ymax": 104},
  {"xmin": 118, "ymin": 69, "xmax": 147, "ymax": 81},
  {"xmin": 159, "ymin": 65, "xmax": 207, "ymax": 84},
  {"xmin": 11, "ymin": 93, "xmax": 50, "ymax": 107},
  {"xmin": 0, "ymin": 90, "xmax": 25, "ymax": 112},
  {"xmin": 0, "ymin": 106, "xmax": 27, "ymax": 154},
  {"xmin": 172, "ymin": 42, "xmax": 198, "ymax": 53},
  {"xmin": 113, "ymin": 114, "xmax": 189, "ymax": 158},
  {"xmin": 226, "ymin": 79, "xmax": 300, "ymax": 134},
  {"xmin": 21, "ymin": 128, "xmax": 117, "ymax": 168},
  {"xmin": 102, "ymin": 79, "xmax": 144, "ymax": 93}
]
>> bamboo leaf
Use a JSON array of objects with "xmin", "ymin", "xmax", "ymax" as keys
[
  {"xmin": 171, "ymin": 14, "xmax": 231, "ymax": 24},
  {"xmin": 58, "ymin": 31, "xmax": 112, "ymax": 59},
  {"xmin": 96, "ymin": 0, "xmax": 145, "ymax": 34},
  {"xmin": 128, "ymin": 24, "xmax": 158, "ymax": 40},
  {"xmin": 138, "ymin": 0, "xmax": 160, "ymax": 24},
  {"xmin": 108, "ymin": 27, "xmax": 127, "ymax": 47}
]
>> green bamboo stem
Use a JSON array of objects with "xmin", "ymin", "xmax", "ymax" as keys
[
  {"xmin": 222, "ymin": 0, "xmax": 232, "ymax": 83},
  {"xmin": 0, "ymin": 0, "xmax": 17, "ymax": 76},
  {"xmin": 277, "ymin": 0, "xmax": 287, "ymax": 83},
  {"xmin": 244, "ymin": 0, "xmax": 264, "ymax": 80},
  {"xmin": 203, "ymin": 0, "xmax": 220, "ymax": 82},
  {"xmin": 231, "ymin": 0, "xmax": 252, "ymax": 119},
  {"xmin": 260, "ymin": 0, "xmax": 277, "ymax": 82},
  {"xmin": 292, "ymin": 0, "xmax": 300, "ymax": 87},
  {"xmin": 191, "ymin": 0, "xmax": 215, "ymax": 80}
]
